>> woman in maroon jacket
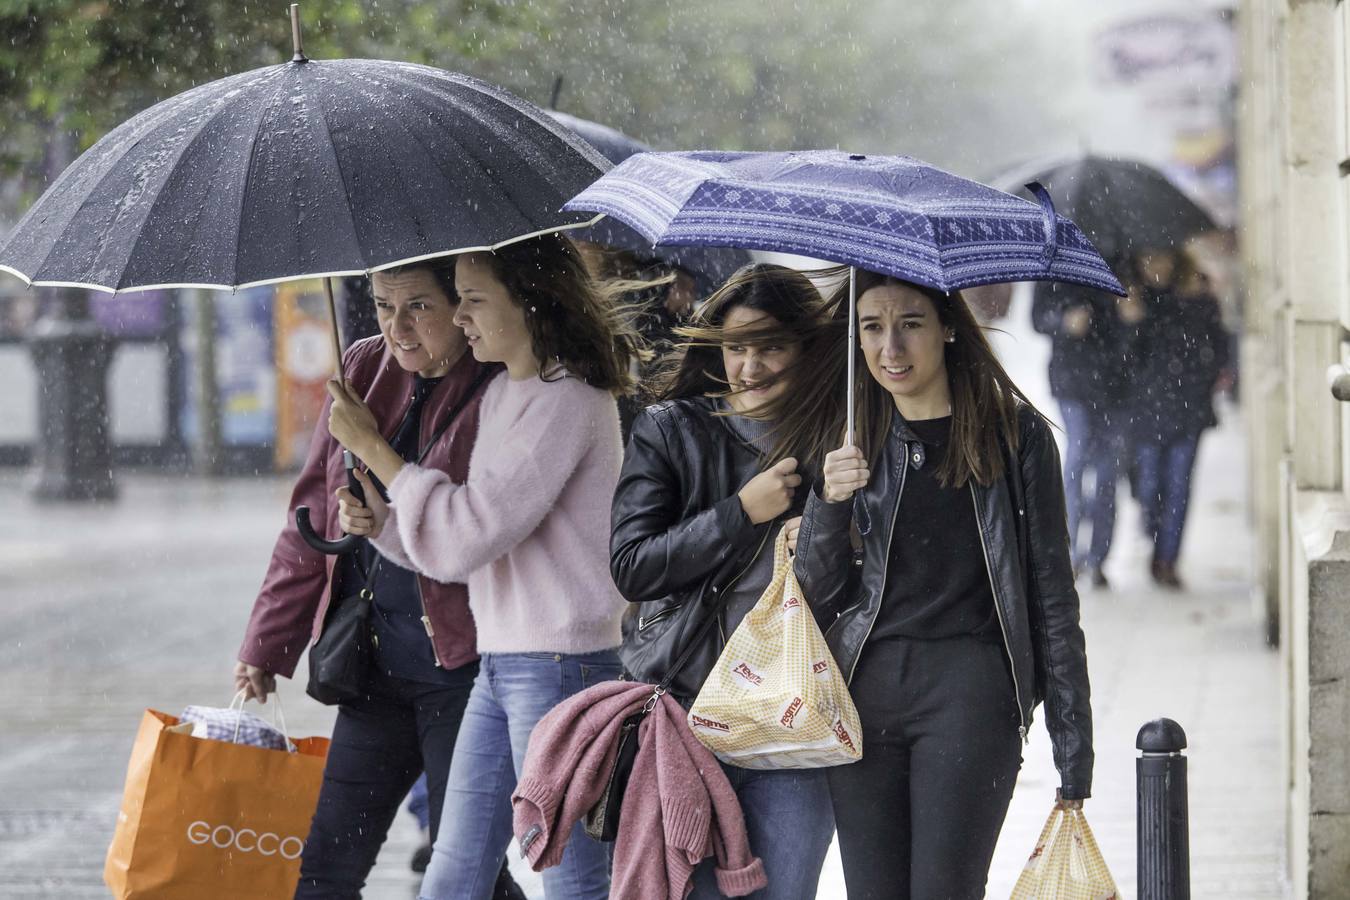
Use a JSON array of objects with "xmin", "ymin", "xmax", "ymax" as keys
[{"xmin": 233, "ymin": 261, "xmax": 510, "ymax": 898}]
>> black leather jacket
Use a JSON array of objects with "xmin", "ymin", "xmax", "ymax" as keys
[
  {"xmin": 609, "ymin": 397, "xmax": 787, "ymax": 700},
  {"xmin": 794, "ymin": 405, "xmax": 1094, "ymax": 799}
]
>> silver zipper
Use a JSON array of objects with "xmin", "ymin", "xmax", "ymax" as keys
[
  {"xmin": 970, "ymin": 484, "xmax": 1029, "ymax": 744},
  {"xmin": 414, "ymin": 576, "xmax": 444, "ymax": 668},
  {"xmin": 843, "ymin": 455, "xmax": 907, "ymax": 684},
  {"xmin": 637, "ymin": 604, "xmax": 682, "ymax": 632}
]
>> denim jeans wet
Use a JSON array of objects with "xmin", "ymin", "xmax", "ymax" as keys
[
  {"xmin": 1059, "ymin": 399, "xmax": 1124, "ymax": 570},
  {"xmin": 686, "ymin": 763, "xmax": 834, "ymax": 900},
  {"xmin": 418, "ymin": 650, "xmax": 622, "ymax": 900},
  {"xmin": 1135, "ymin": 434, "xmax": 1200, "ymax": 565}
]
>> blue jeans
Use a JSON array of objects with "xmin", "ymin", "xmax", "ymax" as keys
[
  {"xmin": 1135, "ymin": 435, "xmax": 1200, "ymax": 565},
  {"xmin": 418, "ymin": 650, "xmax": 622, "ymax": 900},
  {"xmin": 687, "ymin": 764, "xmax": 834, "ymax": 900},
  {"xmin": 1059, "ymin": 400, "xmax": 1124, "ymax": 570},
  {"xmin": 407, "ymin": 774, "xmax": 431, "ymax": 832}
]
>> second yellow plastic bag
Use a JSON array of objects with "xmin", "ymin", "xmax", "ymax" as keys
[
  {"xmin": 1010, "ymin": 804, "xmax": 1121, "ymax": 900},
  {"xmin": 686, "ymin": 527, "xmax": 863, "ymax": 769}
]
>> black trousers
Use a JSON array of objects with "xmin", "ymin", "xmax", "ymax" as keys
[
  {"xmin": 295, "ymin": 663, "xmax": 476, "ymax": 899},
  {"xmin": 828, "ymin": 636, "xmax": 1022, "ymax": 900}
]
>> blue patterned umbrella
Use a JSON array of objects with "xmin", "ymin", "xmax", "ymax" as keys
[
  {"xmin": 567, "ymin": 150, "xmax": 1124, "ymax": 442},
  {"xmin": 564, "ymin": 150, "xmax": 1124, "ymax": 296}
]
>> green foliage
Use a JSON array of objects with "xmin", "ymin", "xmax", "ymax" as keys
[{"xmin": 0, "ymin": 0, "xmax": 1068, "ymax": 219}]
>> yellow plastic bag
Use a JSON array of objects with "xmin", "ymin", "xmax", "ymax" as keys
[
  {"xmin": 1010, "ymin": 804, "xmax": 1121, "ymax": 900},
  {"xmin": 686, "ymin": 527, "xmax": 863, "ymax": 769}
]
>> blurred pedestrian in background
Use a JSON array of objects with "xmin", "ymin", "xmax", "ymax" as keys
[
  {"xmin": 610, "ymin": 264, "xmax": 845, "ymax": 900},
  {"xmin": 1032, "ymin": 280, "xmax": 1146, "ymax": 588},
  {"xmin": 329, "ymin": 234, "xmax": 644, "ymax": 900},
  {"xmin": 1129, "ymin": 247, "xmax": 1232, "ymax": 589}
]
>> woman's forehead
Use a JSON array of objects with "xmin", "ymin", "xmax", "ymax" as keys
[
  {"xmin": 858, "ymin": 283, "xmax": 934, "ymax": 316},
  {"xmin": 371, "ymin": 268, "xmax": 442, "ymax": 298},
  {"xmin": 723, "ymin": 306, "xmax": 779, "ymax": 329}
]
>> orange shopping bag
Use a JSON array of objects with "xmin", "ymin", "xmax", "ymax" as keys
[{"xmin": 104, "ymin": 697, "xmax": 329, "ymax": 900}]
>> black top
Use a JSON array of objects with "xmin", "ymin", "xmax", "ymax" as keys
[
  {"xmin": 338, "ymin": 374, "xmax": 461, "ymax": 684},
  {"xmin": 870, "ymin": 416, "xmax": 1001, "ymax": 643}
]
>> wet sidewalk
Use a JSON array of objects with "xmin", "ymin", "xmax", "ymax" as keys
[{"xmin": 0, "ymin": 413, "xmax": 1286, "ymax": 900}]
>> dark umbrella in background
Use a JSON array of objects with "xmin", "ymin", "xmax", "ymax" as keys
[
  {"xmin": 545, "ymin": 110, "xmax": 751, "ymax": 298},
  {"xmin": 0, "ymin": 6, "xmax": 608, "ymax": 551},
  {"xmin": 567, "ymin": 150, "xmax": 1124, "ymax": 443},
  {"xmin": 994, "ymin": 154, "xmax": 1218, "ymax": 267}
]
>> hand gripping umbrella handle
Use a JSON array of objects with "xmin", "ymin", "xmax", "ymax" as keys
[{"xmin": 294, "ymin": 451, "xmax": 366, "ymax": 555}]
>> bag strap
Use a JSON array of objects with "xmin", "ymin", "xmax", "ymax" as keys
[
  {"xmin": 413, "ymin": 367, "xmax": 494, "ymax": 467},
  {"xmin": 357, "ymin": 367, "xmax": 494, "ymax": 586},
  {"xmin": 655, "ymin": 520, "xmax": 776, "ymax": 694}
]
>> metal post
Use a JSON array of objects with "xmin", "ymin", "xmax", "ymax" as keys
[
  {"xmin": 27, "ymin": 290, "xmax": 117, "ymax": 501},
  {"xmin": 1137, "ymin": 718, "xmax": 1190, "ymax": 900}
]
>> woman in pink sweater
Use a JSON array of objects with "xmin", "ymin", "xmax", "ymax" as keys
[{"xmin": 327, "ymin": 234, "xmax": 643, "ymax": 900}]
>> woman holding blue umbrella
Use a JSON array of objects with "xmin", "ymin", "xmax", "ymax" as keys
[{"xmin": 794, "ymin": 271, "xmax": 1091, "ymax": 898}]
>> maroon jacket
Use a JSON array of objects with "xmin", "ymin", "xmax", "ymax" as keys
[{"xmin": 238, "ymin": 335, "xmax": 492, "ymax": 678}]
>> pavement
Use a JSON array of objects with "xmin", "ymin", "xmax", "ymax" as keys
[{"xmin": 0, "ymin": 293, "xmax": 1286, "ymax": 898}]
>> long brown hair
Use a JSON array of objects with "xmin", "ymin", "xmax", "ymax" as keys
[
  {"xmin": 647, "ymin": 263, "xmax": 843, "ymax": 469},
  {"xmin": 829, "ymin": 270, "xmax": 1044, "ymax": 488},
  {"xmin": 467, "ymin": 234, "xmax": 648, "ymax": 395}
]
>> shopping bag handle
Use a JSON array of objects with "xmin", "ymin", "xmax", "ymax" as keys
[{"xmin": 228, "ymin": 688, "xmax": 294, "ymax": 752}]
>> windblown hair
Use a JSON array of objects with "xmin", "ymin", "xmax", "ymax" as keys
[
  {"xmin": 647, "ymin": 263, "xmax": 844, "ymax": 470},
  {"xmin": 466, "ymin": 234, "xmax": 650, "ymax": 396},
  {"xmin": 831, "ymin": 270, "xmax": 1045, "ymax": 487}
]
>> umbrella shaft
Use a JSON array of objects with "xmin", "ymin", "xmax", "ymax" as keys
[
  {"xmin": 324, "ymin": 277, "xmax": 344, "ymax": 381},
  {"xmin": 847, "ymin": 267, "xmax": 857, "ymax": 448}
]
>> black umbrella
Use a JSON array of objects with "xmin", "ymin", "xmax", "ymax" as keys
[
  {"xmin": 994, "ymin": 155, "xmax": 1217, "ymax": 267},
  {"xmin": 0, "ymin": 64, "xmax": 606, "ymax": 298},
  {"xmin": 545, "ymin": 110, "xmax": 750, "ymax": 298},
  {"xmin": 0, "ymin": 9, "xmax": 608, "ymax": 553}
]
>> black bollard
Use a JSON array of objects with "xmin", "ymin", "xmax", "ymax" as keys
[
  {"xmin": 27, "ymin": 291, "xmax": 117, "ymax": 501},
  {"xmin": 1137, "ymin": 718, "xmax": 1190, "ymax": 900}
]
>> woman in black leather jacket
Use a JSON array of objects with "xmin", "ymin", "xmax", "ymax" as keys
[
  {"xmin": 610, "ymin": 264, "xmax": 842, "ymax": 900},
  {"xmin": 793, "ymin": 270, "xmax": 1093, "ymax": 900}
]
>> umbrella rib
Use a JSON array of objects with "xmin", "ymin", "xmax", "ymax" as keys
[
  {"xmin": 305, "ymin": 73, "xmax": 370, "ymax": 271},
  {"xmin": 229, "ymin": 74, "xmax": 297, "ymax": 288},
  {"xmin": 13, "ymin": 78, "xmax": 252, "ymax": 284},
  {"xmin": 116, "ymin": 76, "xmax": 286, "ymax": 291},
  {"xmin": 365, "ymin": 68, "xmax": 555, "ymax": 229}
]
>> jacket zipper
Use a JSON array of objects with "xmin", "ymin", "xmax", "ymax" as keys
[
  {"xmin": 637, "ymin": 604, "xmax": 681, "ymax": 632},
  {"xmin": 415, "ymin": 574, "xmax": 444, "ymax": 668},
  {"xmin": 413, "ymin": 393, "xmax": 444, "ymax": 668},
  {"xmin": 970, "ymin": 483, "xmax": 1029, "ymax": 744},
  {"xmin": 839, "ymin": 453, "xmax": 907, "ymax": 684},
  {"xmin": 715, "ymin": 526, "xmax": 774, "ymax": 645}
]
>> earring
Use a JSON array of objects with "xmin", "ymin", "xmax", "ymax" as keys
[{"xmin": 944, "ymin": 333, "xmax": 956, "ymax": 343}]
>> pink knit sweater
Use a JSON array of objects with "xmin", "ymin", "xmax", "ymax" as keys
[
  {"xmin": 512, "ymin": 680, "xmax": 767, "ymax": 899},
  {"xmin": 370, "ymin": 370, "xmax": 626, "ymax": 654}
]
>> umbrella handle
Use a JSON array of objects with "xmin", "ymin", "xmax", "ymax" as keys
[
  {"xmin": 295, "ymin": 507, "xmax": 363, "ymax": 555},
  {"xmin": 294, "ymin": 451, "xmax": 367, "ymax": 556}
]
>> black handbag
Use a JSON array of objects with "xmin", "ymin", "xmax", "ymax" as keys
[
  {"xmin": 305, "ymin": 368, "xmax": 492, "ymax": 706},
  {"xmin": 584, "ymin": 527, "xmax": 772, "ymax": 842}
]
